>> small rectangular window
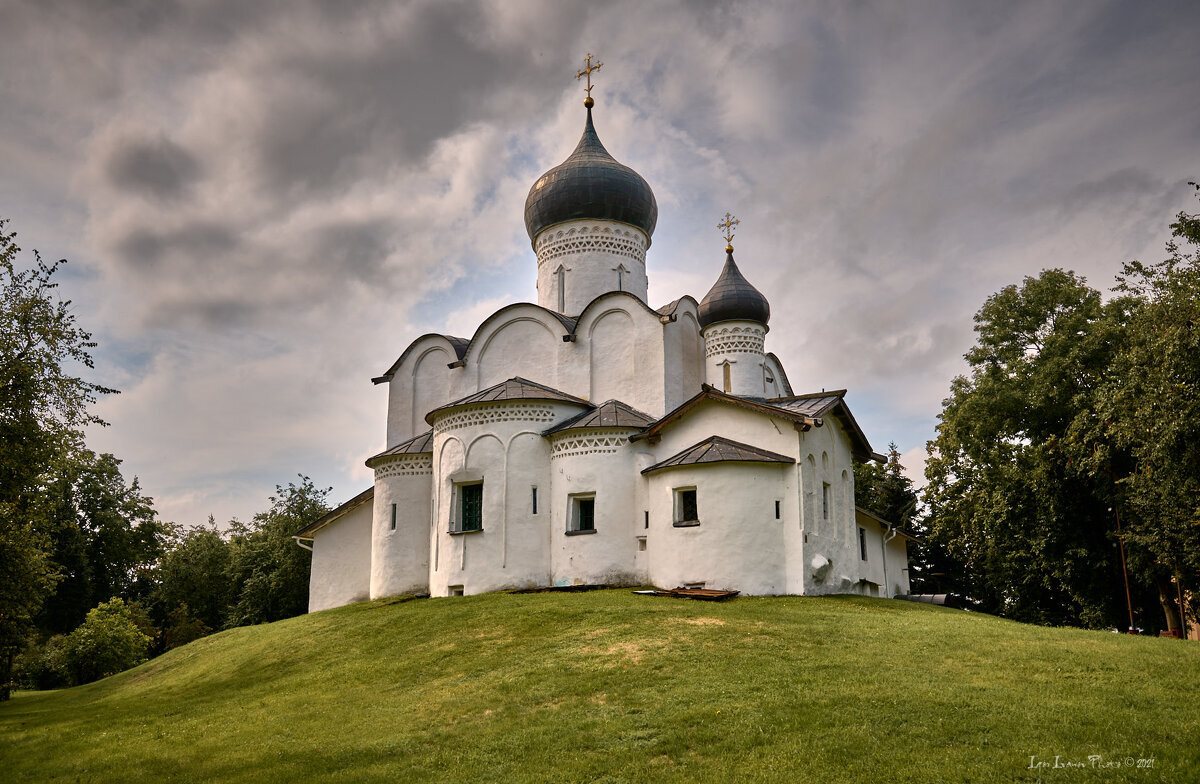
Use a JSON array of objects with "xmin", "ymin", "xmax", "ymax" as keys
[
  {"xmin": 822, "ymin": 482, "xmax": 831, "ymax": 520},
  {"xmin": 775, "ymin": 499, "xmax": 781, "ymax": 520},
  {"xmin": 577, "ymin": 498, "xmax": 595, "ymax": 531},
  {"xmin": 859, "ymin": 527, "xmax": 868, "ymax": 561},
  {"xmin": 674, "ymin": 487, "xmax": 699, "ymax": 526},
  {"xmin": 568, "ymin": 494, "xmax": 597, "ymax": 534},
  {"xmin": 531, "ymin": 486, "xmax": 538, "ymax": 515},
  {"xmin": 453, "ymin": 483, "xmax": 483, "ymax": 532},
  {"xmin": 638, "ymin": 538, "xmax": 647, "ymax": 551},
  {"xmin": 449, "ymin": 585, "xmax": 464, "ymax": 597},
  {"xmin": 390, "ymin": 503, "xmax": 397, "ymax": 531}
]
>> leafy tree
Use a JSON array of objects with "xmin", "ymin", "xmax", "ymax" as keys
[
  {"xmin": 854, "ymin": 442, "xmax": 919, "ymax": 528},
  {"xmin": 923, "ymin": 270, "xmax": 1130, "ymax": 627},
  {"xmin": 1095, "ymin": 184, "xmax": 1200, "ymax": 633},
  {"xmin": 160, "ymin": 602, "xmax": 210, "ymax": 651},
  {"xmin": 0, "ymin": 218, "xmax": 115, "ymax": 699},
  {"xmin": 34, "ymin": 449, "xmax": 165, "ymax": 635},
  {"xmin": 224, "ymin": 477, "xmax": 324, "ymax": 628},
  {"xmin": 151, "ymin": 518, "xmax": 233, "ymax": 634},
  {"xmin": 61, "ymin": 597, "xmax": 150, "ymax": 685}
]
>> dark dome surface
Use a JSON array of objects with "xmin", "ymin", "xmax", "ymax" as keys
[
  {"xmin": 697, "ymin": 251, "xmax": 771, "ymax": 328},
  {"xmin": 524, "ymin": 107, "xmax": 657, "ymax": 246}
]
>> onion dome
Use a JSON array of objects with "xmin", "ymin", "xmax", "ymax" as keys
[
  {"xmin": 524, "ymin": 106, "xmax": 658, "ymax": 247},
  {"xmin": 697, "ymin": 250, "xmax": 771, "ymax": 328}
]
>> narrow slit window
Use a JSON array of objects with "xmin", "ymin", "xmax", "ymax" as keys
[
  {"xmin": 822, "ymin": 482, "xmax": 831, "ymax": 520},
  {"xmin": 859, "ymin": 527, "xmax": 868, "ymax": 561},
  {"xmin": 775, "ymin": 500, "xmax": 781, "ymax": 520},
  {"xmin": 644, "ymin": 510, "xmax": 649, "ymax": 529},
  {"xmin": 531, "ymin": 486, "xmax": 538, "ymax": 515},
  {"xmin": 390, "ymin": 503, "xmax": 397, "ymax": 531}
]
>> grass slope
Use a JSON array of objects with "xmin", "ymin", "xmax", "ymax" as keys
[{"xmin": 1, "ymin": 591, "xmax": 1197, "ymax": 783}]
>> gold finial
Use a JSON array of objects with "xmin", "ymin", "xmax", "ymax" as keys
[
  {"xmin": 576, "ymin": 53, "xmax": 603, "ymax": 108},
  {"xmin": 718, "ymin": 212, "xmax": 740, "ymax": 252}
]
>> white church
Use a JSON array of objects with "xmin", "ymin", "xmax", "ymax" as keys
[{"xmin": 295, "ymin": 66, "xmax": 914, "ymax": 610}]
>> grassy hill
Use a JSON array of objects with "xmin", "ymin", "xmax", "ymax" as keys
[{"xmin": 1, "ymin": 590, "xmax": 1197, "ymax": 783}]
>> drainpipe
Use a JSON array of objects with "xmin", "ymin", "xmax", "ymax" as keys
[
  {"xmin": 293, "ymin": 536, "xmax": 314, "ymax": 552},
  {"xmin": 880, "ymin": 524, "xmax": 898, "ymax": 598}
]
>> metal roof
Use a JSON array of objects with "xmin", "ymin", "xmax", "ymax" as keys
[
  {"xmin": 365, "ymin": 430, "xmax": 434, "ymax": 468},
  {"xmin": 293, "ymin": 486, "xmax": 374, "ymax": 539},
  {"xmin": 425, "ymin": 377, "xmax": 589, "ymax": 425},
  {"xmin": 697, "ymin": 251, "xmax": 770, "ymax": 327},
  {"xmin": 642, "ymin": 435, "xmax": 794, "ymax": 474},
  {"xmin": 523, "ymin": 106, "xmax": 658, "ymax": 245},
  {"xmin": 543, "ymin": 399, "xmax": 656, "ymax": 435}
]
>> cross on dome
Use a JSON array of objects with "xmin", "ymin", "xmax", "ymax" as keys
[
  {"xmin": 576, "ymin": 53, "xmax": 603, "ymax": 108},
  {"xmin": 718, "ymin": 212, "xmax": 740, "ymax": 252}
]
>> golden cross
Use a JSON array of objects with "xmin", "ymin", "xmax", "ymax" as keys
[
  {"xmin": 718, "ymin": 212, "xmax": 740, "ymax": 251},
  {"xmin": 576, "ymin": 53, "xmax": 603, "ymax": 106}
]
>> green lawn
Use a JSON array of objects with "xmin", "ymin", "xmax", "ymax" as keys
[{"xmin": 1, "ymin": 590, "xmax": 1196, "ymax": 783}]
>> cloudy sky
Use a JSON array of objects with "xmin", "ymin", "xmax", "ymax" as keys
[{"xmin": 3, "ymin": 0, "xmax": 1198, "ymax": 526}]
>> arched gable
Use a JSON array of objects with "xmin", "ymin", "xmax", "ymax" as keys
[{"xmin": 380, "ymin": 334, "xmax": 468, "ymax": 446}]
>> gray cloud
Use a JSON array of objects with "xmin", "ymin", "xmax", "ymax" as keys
[
  {"xmin": 4, "ymin": 0, "xmax": 1199, "ymax": 524},
  {"xmin": 104, "ymin": 136, "xmax": 202, "ymax": 200}
]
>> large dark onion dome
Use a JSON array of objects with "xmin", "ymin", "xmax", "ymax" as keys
[
  {"xmin": 697, "ymin": 250, "xmax": 771, "ymax": 328},
  {"xmin": 524, "ymin": 106, "xmax": 658, "ymax": 247}
]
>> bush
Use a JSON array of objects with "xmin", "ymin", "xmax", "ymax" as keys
[
  {"xmin": 62, "ymin": 598, "xmax": 151, "ymax": 685},
  {"xmin": 12, "ymin": 635, "xmax": 72, "ymax": 690}
]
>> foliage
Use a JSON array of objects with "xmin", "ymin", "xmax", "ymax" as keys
[
  {"xmin": 1098, "ymin": 183, "xmax": 1200, "ymax": 629},
  {"xmin": 60, "ymin": 597, "xmax": 150, "ymax": 686},
  {"xmin": 1, "ymin": 591, "xmax": 1197, "ymax": 782},
  {"xmin": 923, "ymin": 270, "xmax": 1131, "ymax": 627},
  {"xmin": 853, "ymin": 442, "xmax": 918, "ymax": 529},
  {"xmin": 0, "ymin": 218, "xmax": 116, "ymax": 699},
  {"xmin": 34, "ymin": 449, "xmax": 165, "ymax": 635},
  {"xmin": 151, "ymin": 518, "xmax": 233, "ymax": 635},
  {"xmin": 924, "ymin": 185, "xmax": 1200, "ymax": 631},
  {"xmin": 11, "ymin": 634, "xmax": 72, "ymax": 690},
  {"xmin": 223, "ymin": 476, "xmax": 324, "ymax": 628},
  {"xmin": 160, "ymin": 602, "xmax": 210, "ymax": 651}
]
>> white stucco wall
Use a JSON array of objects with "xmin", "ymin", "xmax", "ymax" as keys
[
  {"xmin": 645, "ymin": 462, "xmax": 792, "ymax": 594},
  {"xmin": 701, "ymin": 321, "xmax": 768, "ymax": 396},
  {"xmin": 428, "ymin": 400, "xmax": 583, "ymax": 596},
  {"xmin": 308, "ymin": 500, "xmax": 373, "ymax": 612},
  {"xmin": 371, "ymin": 456, "xmax": 433, "ymax": 599},
  {"xmin": 796, "ymin": 418, "xmax": 864, "ymax": 596},
  {"xmin": 534, "ymin": 220, "xmax": 649, "ymax": 315},
  {"xmin": 548, "ymin": 428, "xmax": 643, "ymax": 586}
]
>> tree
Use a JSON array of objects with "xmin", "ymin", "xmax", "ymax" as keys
[
  {"xmin": 854, "ymin": 442, "xmax": 919, "ymax": 529},
  {"xmin": 224, "ymin": 477, "xmax": 325, "ymax": 627},
  {"xmin": 61, "ymin": 597, "xmax": 150, "ymax": 685},
  {"xmin": 34, "ymin": 449, "xmax": 165, "ymax": 635},
  {"xmin": 0, "ymin": 218, "xmax": 115, "ymax": 699},
  {"xmin": 1095, "ymin": 183, "xmax": 1200, "ymax": 633},
  {"xmin": 151, "ymin": 518, "xmax": 233, "ymax": 634},
  {"xmin": 923, "ymin": 270, "xmax": 1131, "ymax": 627}
]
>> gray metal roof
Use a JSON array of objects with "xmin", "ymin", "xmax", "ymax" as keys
[
  {"xmin": 543, "ymin": 400, "xmax": 655, "ymax": 435},
  {"xmin": 426, "ymin": 377, "xmax": 590, "ymax": 425},
  {"xmin": 642, "ymin": 435, "xmax": 794, "ymax": 474},
  {"xmin": 697, "ymin": 252, "xmax": 770, "ymax": 327},
  {"xmin": 762, "ymin": 391, "xmax": 845, "ymax": 419},
  {"xmin": 523, "ymin": 106, "xmax": 658, "ymax": 245},
  {"xmin": 365, "ymin": 430, "xmax": 434, "ymax": 467},
  {"xmin": 293, "ymin": 486, "xmax": 374, "ymax": 539}
]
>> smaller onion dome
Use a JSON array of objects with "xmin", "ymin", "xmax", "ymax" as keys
[
  {"xmin": 697, "ymin": 251, "xmax": 771, "ymax": 328},
  {"xmin": 524, "ymin": 106, "xmax": 658, "ymax": 246}
]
